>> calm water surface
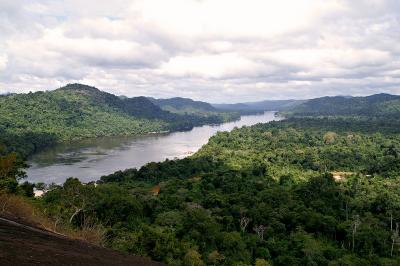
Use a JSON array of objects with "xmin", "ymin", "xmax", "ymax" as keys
[{"xmin": 27, "ymin": 111, "xmax": 280, "ymax": 183}]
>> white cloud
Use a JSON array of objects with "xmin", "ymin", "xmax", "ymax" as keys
[
  {"xmin": 0, "ymin": 0, "xmax": 399, "ymax": 102},
  {"xmin": 131, "ymin": 0, "xmax": 344, "ymax": 38},
  {"xmin": 159, "ymin": 53, "xmax": 268, "ymax": 79},
  {"xmin": 0, "ymin": 54, "xmax": 7, "ymax": 71}
]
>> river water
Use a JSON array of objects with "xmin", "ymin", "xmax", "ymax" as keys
[{"xmin": 26, "ymin": 111, "xmax": 280, "ymax": 183}]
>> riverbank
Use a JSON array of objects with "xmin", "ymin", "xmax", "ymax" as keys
[{"xmin": 26, "ymin": 112, "xmax": 280, "ymax": 184}]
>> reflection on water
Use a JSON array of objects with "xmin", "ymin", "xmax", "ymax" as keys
[{"xmin": 26, "ymin": 111, "xmax": 280, "ymax": 183}]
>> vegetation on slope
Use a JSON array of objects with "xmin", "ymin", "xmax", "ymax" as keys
[
  {"xmin": 0, "ymin": 147, "xmax": 162, "ymax": 265},
  {"xmin": 0, "ymin": 84, "xmax": 238, "ymax": 157},
  {"xmin": 149, "ymin": 97, "xmax": 239, "ymax": 122},
  {"xmin": 150, "ymin": 97, "xmax": 217, "ymax": 113},
  {"xmin": 0, "ymin": 84, "xmax": 165, "ymax": 156},
  {"xmin": 31, "ymin": 116, "xmax": 400, "ymax": 265},
  {"xmin": 3, "ymin": 93, "xmax": 400, "ymax": 265},
  {"xmin": 289, "ymin": 93, "xmax": 400, "ymax": 117}
]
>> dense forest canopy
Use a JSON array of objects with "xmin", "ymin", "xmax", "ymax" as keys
[
  {"xmin": 289, "ymin": 93, "xmax": 400, "ymax": 117},
  {"xmin": 0, "ymin": 84, "xmax": 238, "ymax": 157},
  {"xmin": 149, "ymin": 97, "xmax": 218, "ymax": 115},
  {"xmin": 1, "ymin": 91, "xmax": 400, "ymax": 265},
  {"xmin": 33, "ymin": 115, "xmax": 400, "ymax": 265}
]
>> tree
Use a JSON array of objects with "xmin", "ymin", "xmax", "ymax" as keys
[
  {"xmin": 352, "ymin": 215, "xmax": 361, "ymax": 251},
  {"xmin": 239, "ymin": 216, "xmax": 251, "ymax": 233},
  {"xmin": 208, "ymin": 250, "xmax": 224, "ymax": 265},
  {"xmin": 62, "ymin": 178, "xmax": 95, "ymax": 225},
  {"xmin": 255, "ymin": 258, "xmax": 271, "ymax": 266},
  {"xmin": 184, "ymin": 249, "xmax": 204, "ymax": 266},
  {"xmin": 391, "ymin": 223, "xmax": 399, "ymax": 257},
  {"xmin": 0, "ymin": 145, "xmax": 27, "ymax": 193},
  {"xmin": 323, "ymin": 132, "xmax": 337, "ymax": 144},
  {"xmin": 253, "ymin": 225, "xmax": 266, "ymax": 240}
]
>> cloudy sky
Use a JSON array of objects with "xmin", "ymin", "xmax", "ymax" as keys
[{"xmin": 1, "ymin": 0, "xmax": 399, "ymax": 102}]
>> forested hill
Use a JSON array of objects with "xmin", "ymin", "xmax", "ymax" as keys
[
  {"xmin": 57, "ymin": 84, "xmax": 171, "ymax": 120},
  {"xmin": 0, "ymin": 84, "xmax": 238, "ymax": 156},
  {"xmin": 214, "ymin": 93, "xmax": 400, "ymax": 116},
  {"xmin": 290, "ymin": 93, "xmax": 400, "ymax": 117},
  {"xmin": 148, "ymin": 97, "xmax": 218, "ymax": 114}
]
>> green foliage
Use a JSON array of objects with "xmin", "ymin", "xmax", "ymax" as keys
[
  {"xmin": 4, "ymin": 91, "xmax": 398, "ymax": 264},
  {"xmin": 0, "ymin": 144, "xmax": 27, "ymax": 193},
  {"xmin": 0, "ymin": 84, "xmax": 238, "ymax": 157},
  {"xmin": 0, "ymin": 144, "xmax": 39, "ymax": 198},
  {"xmin": 289, "ymin": 93, "xmax": 400, "ymax": 118},
  {"xmin": 35, "ymin": 114, "xmax": 400, "ymax": 265},
  {"xmin": 195, "ymin": 118, "xmax": 400, "ymax": 181},
  {"xmin": 149, "ymin": 96, "xmax": 240, "ymax": 124},
  {"xmin": 150, "ymin": 97, "xmax": 216, "ymax": 113}
]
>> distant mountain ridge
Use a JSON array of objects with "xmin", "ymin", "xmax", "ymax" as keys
[
  {"xmin": 213, "ymin": 99, "xmax": 305, "ymax": 112},
  {"xmin": 290, "ymin": 93, "xmax": 400, "ymax": 117}
]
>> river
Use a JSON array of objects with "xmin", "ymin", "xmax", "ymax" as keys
[{"xmin": 26, "ymin": 111, "xmax": 280, "ymax": 183}]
